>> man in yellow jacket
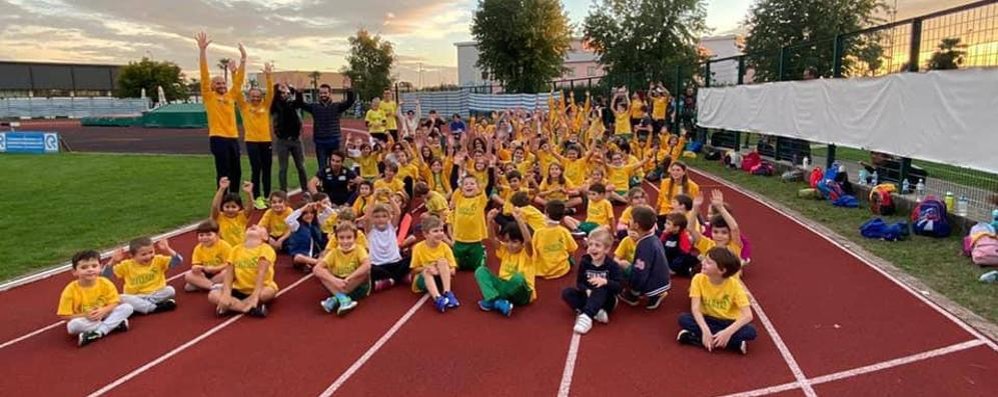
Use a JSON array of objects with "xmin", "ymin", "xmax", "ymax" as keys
[{"xmin": 196, "ymin": 31, "xmax": 245, "ymax": 193}]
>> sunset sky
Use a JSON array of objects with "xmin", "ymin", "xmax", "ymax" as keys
[{"xmin": 0, "ymin": 0, "xmax": 970, "ymax": 87}]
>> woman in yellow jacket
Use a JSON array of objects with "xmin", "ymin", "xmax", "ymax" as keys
[{"xmin": 237, "ymin": 63, "xmax": 276, "ymax": 209}]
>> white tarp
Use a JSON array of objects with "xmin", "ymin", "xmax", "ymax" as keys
[{"xmin": 697, "ymin": 68, "xmax": 998, "ymax": 174}]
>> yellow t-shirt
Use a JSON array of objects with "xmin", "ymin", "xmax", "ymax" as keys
[
  {"xmin": 200, "ymin": 58, "xmax": 243, "ymax": 139},
  {"xmin": 374, "ymin": 177, "xmax": 404, "ymax": 194},
  {"xmin": 606, "ymin": 163, "xmax": 641, "ymax": 191},
  {"xmin": 690, "ymin": 273, "xmax": 750, "ymax": 321},
  {"xmin": 540, "ymin": 179, "xmax": 574, "ymax": 202},
  {"xmin": 652, "ymin": 96, "xmax": 668, "ymax": 120},
  {"xmin": 227, "ymin": 244, "xmax": 279, "ymax": 294},
  {"xmin": 619, "ymin": 206, "xmax": 634, "ymax": 227},
  {"xmin": 326, "ymin": 230, "xmax": 369, "ymax": 251},
  {"xmin": 365, "ymin": 109, "xmax": 387, "ymax": 133},
  {"xmin": 586, "ymin": 198, "xmax": 614, "ymax": 228},
  {"xmin": 352, "ymin": 195, "xmax": 372, "ymax": 217},
  {"xmin": 614, "ymin": 236, "xmax": 637, "ymax": 263},
  {"xmin": 694, "ymin": 236, "xmax": 743, "ymax": 259},
  {"xmin": 398, "ymin": 162, "xmax": 419, "ymax": 182},
  {"xmin": 497, "ymin": 245, "xmax": 537, "ymax": 302},
  {"xmin": 614, "ymin": 110, "xmax": 631, "ymax": 135},
  {"xmin": 238, "ymin": 73, "xmax": 275, "ymax": 143},
  {"xmin": 562, "ymin": 158, "xmax": 589, "ymax": 187},
  {"xmin": 259, "ymin": 207, "xmax": 294, "ymax": 238},
  {"xmin": 499, "ymin": 186, "xmax": 529, "ymax": 215},
  {"xmin": 381, "ymin": 100, "xmax": 398, "ymax": 130},
  {"xmin": 629, "ymin": 98, "xmax": 645, "ymax": 119},
  {"xmin": 113, "ymin": 255, "xmax": 171, "ymax": 295},
  {"xmin": 357, "ymin": 155, "xmax": 380, "ymax": 179},
  {"xmin": 322, "ymin": 245, "xmax": 370, "ymax": 278},
  {"xmin": 192, "ymin": 240, "xmax": 233, "ymax": 268},
  {"xmin": 216, "ymin": 212, "xmax": 248, "ymax": 246},
  {"xmin": 57, "ymin": 278, "xmax": 120, "ymax": 316},
  {"xmin": 321, "ymin": 211, "xmax": 339, "ymax": 235},
  {"xmin": 532, "ymin": 224, "xmax": 578, "ymax": 279},
  {"xmin": 516, "ymin": 205, "xmax": 548, "ymax": 232},
  {"xmin": 410, "ymin": 241, "xmax": 457, "ymax": 272},
  {"xmin": 657, "ymin": 178, "xmax": 701, "ymax": 214},
  {"xmin": 452, "ymin": 193, "xmax": 488, "ymax": 243},
  {"xmin": 425, "ymin": 191, "xmax": 449, "ymax": 217},
  {"xmin": 537, "ymin": 152, "xmax": 557, "ymax": 178}
]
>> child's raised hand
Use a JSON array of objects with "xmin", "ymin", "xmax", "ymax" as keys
[
  {"xmin": 218, "ymin": 177, "xmax": 230, "ymax": 190},
  {"xmin": 110, "ymin": 247, "xmax": 127, "ymax": 264},
  {"xmin": 487, "ymin": 208, "xmax": 500, "ymax": 221},
  {"xmin": 710, "ymin": 189, "xmax": 725, "ymax": 207},
  {"xmin": 242, "ymin": 181, "xmax": 253, "ymax": 194},
  {"xmin": 693, "ymin": 192, "xmax": 705, "ymax": 209},
  {"xmin": 155, "ymin": 239, "xmax": 171, "ymax": 252}
]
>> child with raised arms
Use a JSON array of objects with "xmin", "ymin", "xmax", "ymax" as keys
[
  {"xmin": 450, "ymin": 175, "xmax": 489, "ymax": 271},
  {"xmin": 477, "ymin": 208, "xmax": 537, "ymax": 317},
  {"xmin": 105, "ymin": 237, "xmax": 183, "ymax": 314},
  {"xmin": 59, "ymin": 250, "xmax": 133, "ymax": 347},
  {"xmin": 211, "ymin": 177, "xmax": 256, "ymax": 246},
  {"xmin": 365, "ymin": 202, "xmax": 411, "ymax": 292}
]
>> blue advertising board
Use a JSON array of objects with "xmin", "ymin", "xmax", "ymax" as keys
[{"xmin": 0, "ymin": 132, "xmax": 60, "ymax": 154}]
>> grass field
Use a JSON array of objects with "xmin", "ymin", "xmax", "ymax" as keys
[
  {"xmin": 809, "ymin": 145, "xmax": 997, "ymax": 189},
  {"xmin": 0, "ymin": 153, "xmax": 316, "ymax": 281},
  {"xmin": 688, "ymin": 157, "xmax": 998, "ymax": 323}
]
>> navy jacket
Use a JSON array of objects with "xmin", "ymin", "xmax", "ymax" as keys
[
  {"xmin": 295, "ymin": 90, "xmax": 356, "ymax": 143},
  {"xmin": 630, "ymin": 233, "xmax": 671, "ymax": 296},
  {"xmin": 575, "ymin": 254, "xmax": 623, "ymax": 294}
]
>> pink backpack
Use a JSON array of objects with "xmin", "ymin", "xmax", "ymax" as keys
[{"xmin": 964, "ymin": 223, "xmax": 998, "ymax": 266}]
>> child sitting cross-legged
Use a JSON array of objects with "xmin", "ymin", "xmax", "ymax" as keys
[
  {"xmin": 476, "ymin": 208, "xmax": 537, "ymax": 317},
  {"xmin": 314, "ymin": 222, "xmax": 372, "ymax": 316},
  {"xmin": 284, "ymin": 202, "xmax": 328, "ymax": 273},
  {"xmin": 104, "ymin": 237, "xmax": 183, "ymax": 315},
  {"xmin": 677, "ymin": 247, "xmax": 757, "ymax": 355},
  {"xmin": 561, "ymin": 227, "xmax": 623, "ymax": 335},
  {"xmin": 209, "ymin": 225, "xmax": 278, "ymax": 318},
  {"xmin": 617, "ymin": 205, "xmax": 671, "ymax": 310},
  {"xmin": 59, "ymin": 250, "xmax": 134, "ymax": 347},
  {"xmin": 409, "ymin": 215, "xmax": 460, "ymax": 312},
  {"xmin": 184, "ymin": 219, "xmax": 232, "ymax": 292}
]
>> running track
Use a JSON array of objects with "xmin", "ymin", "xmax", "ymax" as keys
[{"xmin": 1, "ymin": 169, "xmax": 996, "ymax": 395}]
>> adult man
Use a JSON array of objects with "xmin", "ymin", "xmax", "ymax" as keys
[
  {"xmin": 271, "ymin": 83, "xmax": 309, "ymax": 195},
  {"xmin": 296, "ymin": 80, "xmax": 356, "ymax": 170},
  {"xmin": 196, "ymin": 31, "xmax": 245, "ymax": 193},
  {"xmin": 307, "ymin": 151, "xmax": 363, "ymax": 206}
]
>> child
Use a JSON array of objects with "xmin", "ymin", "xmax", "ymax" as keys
[
  {"xmin": 258, "ymin": 190, "xmax": 293, "ymax": 250},
  {"xmin": 58, "ymin": 250, "xmax": 134, "ymax": 347},
  {"xmin": 325, "ymin": 208, "xmax": 368, "ymax": 255},
  {"xmin": 365, "ymin": 202, "xmax": 411, "ymax": 291},
  {"xmin": 677, "ymin": 247, "xmax": 757, "ymax": 354},
  {"xmin": 689, "ymin": 191, "xmax": 744, "ymax": 266},
  {"xmin": 561, "ymin": 227, "xmax": 622, "ymax": 334},
  {"xmin": 375, "ymin": 163, "xmax": 405, "ymax": 195},
  {"xmin": 184, "ymin": 220, "xmax": 232, "ymax": 291},
  {"xmin": 532, "ymin": 200, "xmax": 579, "ymax": 279},
  {"xmin": 477, "ymin": 208, "xmax": 537, "ymax": 317},
  {"xmin": 618, "ymin": 205, "xmax": 671, "ymax": 309},
  {"xmin": 509, "ymin": 191, "xmax": 548, "ymax": 232},
  {"xmin": 312, "ymin": 192, "xmax": 338, "ymax": 235},
  {"xmin": 450, "ymin": 175, "xmax": 489, "ymax": 271},
  {"xmin": 660, "ymin": 213, "xmax": 699, "ymax": 277},
  {"xmin": 209, "ymin": 225, "xmax": 278, "ymax": 317},
  {"xmin": 704, "ymin": 201, "xmax": 753, "ymax": 266},
  {"xmin": 314, "ymin": 223, "xmax": 372, "ymax": 316},
  {"xmin": 617, "ymin": 187, "xmax": 648, "ymax": 239},
  {"xmin": 409, "ymin": 216, "xmax": 459, "ymax": 312},
  {"xmin": 578, "ymin": 183, "xmax": 614, "ymax": 235},
  {"xmin": 351, "ymin": 181, "xmax": 374, "ymax": 222},
  {"xmin": 105, "ymin": 237, "xmax": 182, "ymax": 314},
  {"xmin": 657, "ymin": 161, "xmax": 700, "ymax": 229},
  {"xmin": 414, "ymin": 181, "xmax": 449, "ymax": 221},
  {"xmin": 211, "ymin": 177, "xmax": 255, "ymax": 246},
  {"xmin": 285, "ymin": 202, "xmax": 328, "ymax": 272},
  {"xmin": 535, "ymin": 163, "xmax": 582, "ymax": 210}
]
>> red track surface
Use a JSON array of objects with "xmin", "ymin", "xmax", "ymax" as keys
[{"xmin": 2, "ymin": 167, "xmax": 997, "ymax": 396}]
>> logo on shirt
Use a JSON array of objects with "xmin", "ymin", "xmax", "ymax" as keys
[
  {"xmin": 634, "ymin": 258, "xmax": 646, "ymax": 270},
  {"xmin": 130, "ymin": 271, "xmax": 157, "ymax": 286}
]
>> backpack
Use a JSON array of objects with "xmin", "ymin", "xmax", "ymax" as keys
[
  {"xmin": 741, "ymin": 152, "xmax": 761, "ymax": 172},
  {"xmin": 869, "ymin": 183, "xmax": 897, "ymax": 216},
  {"xmin": 723, "ymin": 150, "xmax": 742, "ymax": 169},
  {"xmin": 971, "ymin": 236, "xmax": 998, "ymax": 266},
  {"xmin": 686, "ymin": 141, "xmax": 704, "ymax": 153},
  {"xmin": 832, "ymin": 195, "xmax": 859, "ymax": 208},
  {"xmin": 964, "ymin": 223, "xmax": 996, "ymax": 255},
  {"xmin": 860, "ymin": 218, "xmax": 906, "ymax": 241},
  {"xmin": 911, "ymin": 196, "xmax": 951, "ymax": 237},
  {"xmin": 704, "ymin": 149, "xmax": 722, "ymax": 161},
  {"xmin": 782, "ymin": 169, "xmax": 804, "ymax": 182},
  {"xmin": 809, "ymin": 167, "xmax": 823, "ymax": 188},
  {"xmin": 751, "ymin": 160, "xmax": 774, "ymax": 176}
]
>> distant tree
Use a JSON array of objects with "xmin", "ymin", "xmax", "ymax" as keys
[
  {"xmin": 849, "ymin": 34, "xmax": 886, "ymax": 77},
  {"xmin": 342, "ymin": 29, "xmax": 396, "ymax": 101},
  {"xmin": 927, "ymin": 37, "xmax": 967, "ymax": 70},
  {"xmin": 217, "ymin": 58, "xmax": 232, "ymax": 83},
  {"xmin": 115, "ymin": 57, "xmax": 186, "ymax": 102},
  {"xmin": 472, "ymin": 0, "xmax": 572, "ymax": 93}
]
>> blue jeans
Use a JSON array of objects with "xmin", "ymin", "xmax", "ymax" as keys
[
  {"xmin": 678, "ymin": 312, "xmax": 757, "ymax": 351},
  {"xmin": 314, "ymin": 137, "xmax": 340, "ymax": 170}
]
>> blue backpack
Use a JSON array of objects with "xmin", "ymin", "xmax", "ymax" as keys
[
  {"xmin": 832, "ymin": 195, "xmax": 859, "ymax": 208},
  {"xmin": 816, "ymin": 164, "xmax": 846, "ymax": 201},
  {"xmin": 911, "ymin": 196, "xmax": 951, "ymax": 237},
  {"xmin": 860, "ymin": 218, "xmax": 908, "ymax": 241},
  {"xmin": 685, "ymin": 141, "xmax": 704, "ymax": 153}
]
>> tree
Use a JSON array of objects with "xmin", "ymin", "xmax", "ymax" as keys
[
  {"xmin": 927, "ymin": 37, "xmax": 967, "ymax": 70},
  {"xmin": 743, "ymin": 0, "xmax": 888, "ymax": 81},
  {"xmin": 848, "ymin": 33, "xmax": 886, "ymax": 77},
  {"xmin": 584, "ymin": 0, "xmax": 707, "ymax": 92},
  {"xmin": 342, "ymin": 29, "xmax": 395, "ymax": 101},
  {"xmin": 472, "ymin": 0, "xmax": 572, "ymax": 93},
  {"xmin": 217, "ymin": 58, "xmax": 232, "ymax": 83},
  {"xmin": 114, "ymin": 57, "xmax": 186, "ymax": 102}
]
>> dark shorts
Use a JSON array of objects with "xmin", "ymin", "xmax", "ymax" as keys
[
  {"xmin": 371, "ymin": 132, "xmax": 389, "ymax": 143},
  {"xmin": 230, "ymin": 290, "xmax": 250, "ymax": 300}
]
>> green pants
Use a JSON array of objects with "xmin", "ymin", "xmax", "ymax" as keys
[
  {"xmin": 578, "ymin": 221, "xmax": 600, "ymax": 235},
  {"xmin": 474, "ymin": 267, "xmax": 532, "ymax": 306},
  {"xmin": 453, "ymin": 241, "xmax": 486, "ymax": 271},
  {"xmin": 346, "ymin": 277, "xmax": 371, "ymax": 300}
]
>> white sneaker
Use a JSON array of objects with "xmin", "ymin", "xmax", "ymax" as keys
[
  {"xmin": 594, "ymin": 309, "xmax": 609, "ymax": 324},
  {"xmin": 573, "ymin": 314, "xmax": 593, "ymax": 334}
]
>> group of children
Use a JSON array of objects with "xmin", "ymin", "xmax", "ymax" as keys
[{"xmin": 58, "ymin": 88, "xmax": 757, "ymax": 354}]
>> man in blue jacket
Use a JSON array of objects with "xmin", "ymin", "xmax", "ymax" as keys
[{"xmin": 295, "ymin": 78, "xmax": 356, "ymax": 170}]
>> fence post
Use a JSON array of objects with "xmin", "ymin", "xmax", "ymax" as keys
[
  {"xmin": 827, "ymin": 34, "xmax": 845, "ymax": 167},
  {"xmin": 704, "ymin": 61, "xmax": 712, "ymax": 88},
  {"xmin": 898, "ymin": 18, "xmax": 923, "ymax": 183},
  {"xmin": 737, "ymin": 55, "xmax": 746, "ymax": 85},
  {"xmin": 778, "ymin": 46, "xmax": 787, "ymax": 81}
]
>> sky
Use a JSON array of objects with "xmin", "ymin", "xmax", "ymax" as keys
[{"xmin": 0, "ymin": 0, "xmax": 969, "ymax": 88}]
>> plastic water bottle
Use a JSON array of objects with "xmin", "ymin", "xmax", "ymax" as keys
[
  {"xmin": 991, "ymin": 209, "xmax": 998, "ymax": 229},
  {"xmin": 901, "ymin": 179, "xmax": 910, "ymax": 194},
  {"xmin": 858, "ymin": 169, "xmax": 869, "ymax": 185},
  {"xmin": 871, "ymin": 171, "xmax": 879, "ymax": 186},
  {"xmin": 915, "ymin": 178, "xmax": 925, "ymax": 201},
  {"xmin": 944, "ymin": 191, "xmax": 955, "ymax": 211},
  {"xmin": 801, "ymin": 156, "xmax": 810, "ymax": 170},
  {"xmin": 956, "ymin": 195, "xmax": 969, "ymax": 217}
]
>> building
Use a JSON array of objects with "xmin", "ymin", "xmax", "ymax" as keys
[
  {"xmin": 0, "ymin": 61, "xmax": 121, "ymax": 98},
  {"xmin": 455, "ymin": 38, "xmax": 605, "ymax": 88},
  {"xmin": 698, "ymin": 34, "xmax": 752, "ymax": 85}
]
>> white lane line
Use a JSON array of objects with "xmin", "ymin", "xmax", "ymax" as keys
[
  {"xmin": 317, "ymin": 294, "xmax": 430, "ymax": 396},
  {"xmin": 556, "ymin": 333, "xmax": 583, "ymax": 397},
  {"xmin": 690, "ymin": 169, "xmax": 998, "ymax": 352},
  {"xmin": 87, "ymin": 273, "xmax": 314, "ymax": 397}
]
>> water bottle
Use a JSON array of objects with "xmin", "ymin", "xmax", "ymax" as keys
[
  {"xmin": 944, "ymin": 191, "xmax": 955, "ymax": 211},
  {"xmin": 915, "ymin": 178, "xmax": 925, "ymax": 202},
  {"xmin": 871, "ymin": 170, "xmax": 878, "ymax": 186},
  {"xmin": 858, "ymin": 169, "xmax": 869, "ymax": 185},
  {"xmin": 801, "ymin": 156, "xmax": 810, "ymax": 170},
  {"xmin": 991, "ymin": 209, "xmax": 998, "ymax": 229},
  {"xmin": 956, "ymin": 195, "xmax": 969, "ymax": 217},
  {"xmin": 901, "ymin": 179, "xmax": 910, "ymax": 195}
]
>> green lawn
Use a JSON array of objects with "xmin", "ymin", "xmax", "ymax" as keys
[
  {"xmin": 0, "ymin": 153, "xmax": 316, "ymax": 281},
  {"xmin": 687, "ymin": 157, "xmax": 998, "ymax": 324}
]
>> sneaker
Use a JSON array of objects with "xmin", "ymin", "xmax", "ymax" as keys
[
  {"xmin": 111, "ymin": 319, "xmax": 129, "ymax": 334},
  {"xmin": 444, "ymin": 291, "xmax": 460, "ymax": 308},
  {"xmin": 618, "ymin": 290, "xmax": 641, "ymax": 306},
  {"xmin": 980, "ymin": 270, "xmax": 998, "ymax": 283},
  {"xmin": 154, "ymin": 299, "xmax": 177, "ymax": 313},
  {"xmin": 494, "ymin": 299, "xmax": 513, "ymax": 317},
  {"xmin": 645, "ymin": 292, "xmax": 667, "ymax": 310},
  {"xmin": 573, "ymin": 314, "xmax": 593, "ymax": 334},
  {"xmin": 570, "ymin": 229, "xmax": 587, "ymax": 238},
  {"xmin": 320, "ymin": 296, "xmax": 338, "ymax": 313},
  {"xmin": 248, "ymin": 304, "xmax": 268, "ymax": 318},
  {"xmin": 737, "ymin": 340, "xmax": 748, "ymax": 355},
  {"xmin": 184, "ymin": 283, "xmax": 199, "ymax": 292},
  {"xmin": 78, "ymin": 330, "xmax": 102, "ymax": 347},
  {"xmin": 336, "ymin": 299, "xmax": 358, "ymax": 316},
  {"xmin": 254, "ymin": 197, "xmax": 268, "ymax": 210},
  {"xmin": 477, "ymin": 299, "xmax": 494, "ymax": 312},
  {"xmin": 676, "ymin": 329, "xmax": 697, "ymax": 345},
  {"xmin": 594, "ymin": 309, "xmax": 609, "ymax": 324},
  {"xmin": 434, "ymin": 295, "xmax": 449, "ymax": 313},
  {"xmin": 373, "ymin": 279, "xmax": 395, "ymax": 292}
]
